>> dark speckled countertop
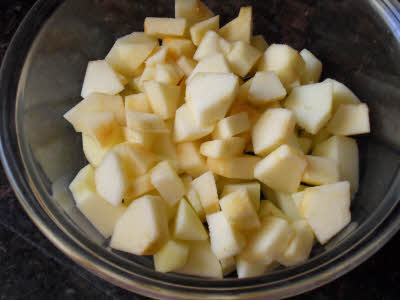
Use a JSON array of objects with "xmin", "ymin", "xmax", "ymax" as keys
[{"xmin": 1, "ymin": 1, "xmax": 400, "ymax": 299}]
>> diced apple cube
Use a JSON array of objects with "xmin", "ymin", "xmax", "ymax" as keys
[
  {"xmin": 226, "ymin": 41, "xmax": 261, "ymax": 77},
  {"xmin": 300, "ymin": 181, "xmax": 351, "ymax": 244},
  {"xmin": 237, "ymin": 78, "xmax": 252, "ymax": 103},
  {"xmin": 273, "ymin": 191, "xmax": 303, "ymax": 221},
  {"xmin": 144, "ymin": 17, "xmax": 187, "ymax": 38},
  {"xmin": 248, "ymin": 71, "xmax": 287, "ymax": 105},
  {"xmin": 219, "ymin": 6, "xmax": 252, "ymax": 43},
  {"xmin": 123, "ymin": 127, "xmax": 155, "ymax": 149},
  {"xmin": 151, "ymin": 133, "xmax": 181, "ymax": 173},
  {"xmin": 190, "ymin": 15, "xmax": 220, "ymax": 46},
  {"xmin": 105, "ymin": 32, "xmax": 158, "ymax": 77},
  {"xmin": 176, "ymin": 56, "xmax": 197, "ymax": 77},
  {"xmin": 302, "ymin": 155, "xmax": 339, "ymax": 185},
  {"xmin": 110, "ymin": 195, "xmax": 169, "ymax": 255},
  {"xmin": 177, "ymin": 142, "xmax": 208, "ymax": 177},
  {"xmin": 187, "ymin": 53, "xmax": 231, "ymax": 82},
  {"xmin": 145, "ymin": 45, "xmax": 169, "ymax": 66},
  {"xmin": 310, "ymin": 126, "xmax": 332, "ymax": 147},
  {"xmin": 162, "ymin": 37, "xmax": 196, "ymax": 59},
  {"xmin": 126, "ymin": 111, "xmax": 169, "ymax": 133},
  {"xmin": 207, "ymin": 155, "xmax": 261, "ymax": 180},
  {"xmin": 139, "ymin": 65, "xmax": 156, "ymax": 88},
  {"xmin": 125, "ymin": 173, "xmax": 155, "ymax": 202},
  {"xmin": 94, "ymin": 150, "xmax": 128, "ymax": 206},
  {"xmin": 192, "ymin": 171, "xmax": 220, "ymax": 215},
  {"xmin": 300, "ymin": 49, "xmax": 322, "ymax": 84},
  {"xmin": 220, "ymin": 188, "xmax": 260, "ymax": 231},
  {"xmin": 241, "ymin": 216, "xmax": 294, "ymax": 263},
  {"xmin": 69, "ymin": 164, "xmax": 96, "ymax": 195},
  {"xmin": 186, "ymin": 73, "xmax": 239, "ymax": 126},
  {"xmin": 254, "ymin": 144, "xmax": 307, "ymax": 193},
  {"xmin": 252, "ymin": 108, "xmax": 295, "ymax": 156},
  {"xmin": 313, "ymin": 136, "xmax": 359, "ymax": 195},
  {"xmin": 154, "ymin": 239, "xmax": 189, "ymax": 273},
  {"xmin": 177, "ymin": 240, "xmax": 223, "ymax": 279},
  {"xmin": 259, "ymin": 200, "xmax": 286, "ymax": 220},
  {"xmin": 151, "ymin": 161, "xmax": 185, "ymax": 206},
  {"xmin": 278, "ymin": 220, "xmax": 314, "ymax": 266},
  {"xmin": 284, "ymin": 81, "xmax": 333, "ymax": 134},
  {"xmin": 200, "ymin": 137, "xmax": 246, "ymax": 158},
  {"xmin": 125, "ymin": 93, "xmax": 152, "ymax": 113},
  {"xmin": 323, "ymin": 78, "xmax": 360, "ymax": 113},
  {"xmin": 236, "ymin": 254, "xmax": 275, "ymax": 278},
  {"xmin": 193, "ymin": 30, "xmax": 232, "ymax": 61},
  {"xmin": 251, "ymin": 35, "xmax": 269, "ymax": 52},
  {"xmin": 326, "ymin": 103, "xmax": 370, "ymax": 136},
  {"xmin": 82, "ymin": 134, "xmax": 110, "ymax": 167},
  {"xmin": 258, "ymin": 44, "xmax": 305, "ymax": 89},
  {"xmin": 212, "ymin": 112, "xmax": 250, "ymax": 139},
  {"xmin": 144, "ymin": 81, "xmax": 181, "ymax": 119},
  {"xmin": 207, "ymin": 211, "xmax": 246, "ymax": 260},
  {"xmin": 173, "ymin": 198, "xmax": 208, "ymax": 240},
  {"xmin": 221, "ymin": 182, "xmax": 260, "ymax": 211},
  {"xmin": 175, "ymin": 0, "xmax": 214, "ymax": 26},
  {"xmin": 154, "ymin": 63, "xmax": 184, "ymax": 85}
]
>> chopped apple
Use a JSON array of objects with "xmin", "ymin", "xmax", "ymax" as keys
[
  {"xmin": 154, "ymin": 239, "xmax": 189, "ymax": 273},
  {"xmin": 237, "ymin": 78, "xmax": 252, "ymax": 103},
  {"xmin": 193, "ymin": 30, "xmax": 232, "ymax": 61},
  {"xmin": 125, "ymin": 172, "xmax": 155, "ymax": 201},
  {"xmin": 236, "ymin": 254, "xmax": 275, "ymax": 278},
  {"xmin": 175, "ymin": 0, "xmax": 214, "ymax": 26},
  {"xmin": 144, "ymin": 17, "xmax": 188, "ymax": 38},
  {"xmin": 176, "ymin": 56, "xmax": 197, "ymax": 77},
  {"xmin": 254, "ymin": 144, "xmax": 307, "ymax": 193},
  {"xmin": 278, "ymin": 220, "xmax": 314, "ymax": 267},
  {"xmin": 300, "ymin": 181, "xmax": 351, "ymax": 244},
  {"xmin": 273, "ymin": 191, "xmax": 303, "ymax": 221},
  {"xmin": 200, "ymin": 137, "xmax": 246, "ymax": 158},
  {"xmin": 258, "ymin": 44, "xmax": 305, "ymax": 89},
  {"xmin": 144, "ymin": 80, "xmax": 181, "ymax": 119},
  {"xmin": 302, "ymin": 155, "xmax": 340, "ymax": 185},
  {"xmin": 177, "ymin": 142, "xmax": 208, "ymax": 177},
  {"xmin": 326, "ymin": 103, "xmax": 370, "ymax": 136},
  {"xmin": 187, "ymin": 53, "xmax": 231, "ymax": 82},
  {"xmin": 173, "ymin": 198, "xmax": 208, "ymax": 240},
  {"xmin": 310, "ymin": 126, "xmax": 332, "ymax": 147},
  {"xmin": 126, "ymin": 111, "xmax": 169, "ymax": 133},
  {"xmin": 300, "ymin": 49, "xmax": 322, "ymax": 84},
  {"xmin": 226, "ymin": 41, "xmax": 261, "ymax": 77},
  {"xmin": 69, "ymin": 164, "xmax": 96, "ymax": 195},
  {"xmin": 219, "ymin": 6, "xmax": 252, "ymax": 43},
  {"xmin": 105, "ymin": 32, "xmax": 158, "ymax": 77},
  {"xmin": 259, "ymin": 200, "xmax": 287, "ymax": 220},
  {"xmin": 162, "ymin": 37, "xmax": 196, "ymax": 59},
  {"xmin": 125, "ymin": 93, "xmax": 152, "ymax": 113},
  {"xmin": 313, "ymin": 136, "xmax": 359, "ymax": 195},
  {"xmin": 192, "ymin": 171, "xmax": 220, "ymax": 215},
  {"xmin": 94, "ymin": 150, "xmax": 128, "ymax": 207},
  {"xmin": 186, "ymin": 72, "xmax": 239, "ymax": 126},
  {"xmin": 207, "ymin": 211, "xmax": 246, "ymax": 260},
  {"xmin": 145, "ymin": 45, "xmax": 169, "ymax": 66},
  {"xmin": 82, "ymin": 134, "xmax": 110, "ymax": 167},
  {"xmin": 284, "ymin": 81, "xmax": 333, "ymax": 134},
  {"xmin": 151, "ymin": 133, "xmax": 181, "ymax": 173},
  {"xmin": 154, "ymin": 63, "xmax": 184, "ymax": 85},
  {"xmin": 221, "ymin": 182, "xmax": 260, "ymax": 211},
  {"xmin": 190, "ymin": 15, "xmax": 220, "ymax": 46},
  {"xmin": 151, "ymin": 161, "xmax": 185, "ymax": 206},
  {"xmin": 220, "ymin": 188, "xmax": 260, "ymax": 231},
  {"xmin": 323, "ymin": 78, "xmax": 360, "ymax": 113},
  {"xmin": 252, "ymin": 108, "xmax": 295, "ymax": 156},
  {"xmin": 110, "ymin": 195, "xmax": 169, "ymax": 255},
  {"xmin": 177, "ymin": 240, "xmax": 223, "ymax": 279},
  {"xmin": 241, "ymin": 216, "xmax": 294, "ymax": 263},
  {"xmin": 186, "ymin": 185, "xmax": 206, "ymax": 222},
  {"xmin": 123, "ymin": 127, "xmax": 155, "ymax": 149},
  {"xmin": 220, "ymin": 256, "xmax": 236, "ymax": 276},
  {"xmin": 248, "ymin": 71, "xmax": 287, "ymax": 105},
  {"xmin": 139, "ymin": 64, "xmax": 156, "ymax": 88},
  {"xmin": 251, "ymin": 35, "xmax": 268, "ymax": 52},
  {"xmin": 212, "ymin": 112, "xmax": 250, "ymax": 139},
  {"xmin": 207, "ymin": 155, "xmax": 261, "ymax": 180}
]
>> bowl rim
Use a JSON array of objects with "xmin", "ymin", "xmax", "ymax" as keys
[{"xmin": 1, "ymin": 0, "xmax": 400, "ymax": 299}]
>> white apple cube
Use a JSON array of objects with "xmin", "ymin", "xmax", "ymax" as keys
[
  {"xmin": 125, "ymin": 172, "xmax": 155, "ymax": 201},
  {"xmin": 110, "ymin": 195, "xmax": 169, "ymax": 255},
  {"xmin": 258, "ymin": 200, "xmax": 287, "ymax": 220},
  {"xmin": 154, "ymin": 63, "xmax": 184, "ymax": 85},
  {"xmin": 278, "ymin": 220, "xmax": 314, "ymax": 266},
  {"xmin": 200, "ymin": 137, "xmax": 246, "ymax": 158},
  {"xmin": 187, "ymin": 53, "xmax": 231, "ymax": 82},
  {"xmin": 300, "ymin": 181, "xmax": 351, "ymax": 244},
  {"xmin": 154, "ymin": 239, "xmax": 189, "ymax": 273},
  {"xmin": 236, "ymin": 255, "xmax": 274, "ymax": 278},
  {"xmin": 193, "ymin": 30, "xmax": 232, "ymax": 61},
  {"xmin": 284, "ymin": 81, "xmax": 333, "ymax": 134},
  {"xmin": 248, "ymin": 71, "xmax": 287, "ymax": 105},
  {"xmin": 219, "ymin": 6, "xmax": 252, "ymax": 43},
  {"xmin": 323, "ymin": 78, "xmax": 360, "ymax": 113},
  {"xmin": 151, "ymin": 161, "xmax": 185, "ymax": 206},
  {"xmin": 177, "ymin": 142, "xmax": 208, "ymax": 177},
  {"xmin": 302, "ymin": 155, "xmax": 340, "ymax": 185},
  {"xmin": 126, "ymin": 111, "xmax": 169, "ymax": 133},
  {"xmin": 207, "ymin": 155, "xmax": 261, "ymax": 180},
  {"xmin": 176, "ymin": 56, "xmax": 197, "ymax": 77},
  {"xmin": 207, "ymin": 211, "xmax": 246, "ymax": 260},
  {"xmin": 173, "ymin": 198, "xmax": 208, "ymax": 240},
  {"xmin": 139, "ymin": 65, "xmax": 156, "ymax": 88},
  {"xmin": 125, "ymin": 93, "xmax": 152, "ymax": 113},
  {"xmin": 186, "ymin": 72, "xmax": 239, "ymax": 126},
  {"xmin": 123, "ymin": 127, "xmax": 155, "ymax": 150},
  {"xmin": 300, "ymin": 49, "xmax": 322, "ymax": 84},
  {"xmin": 313, "ymin": 136, "xmax": 359, "ymax": 196},
  {"xmin": 105, "ymin": 32, "xmax": 158, "ymax": 77},
  {"xmin": 190, "ymin": 15, "xmax": 220, "ymax": 46},
  {"xmin": 241, "ymin": 216, "xmax": 294, "ymax": 263},
  {"xmin": 175, "ymin": 0, "xmax": 214, "ymax": 26},
  {"xmin": 145, "ymin": 45, "xmax": 169, "ymax": 66},
  {"xmin": 192, "ymin": 171, "xmax": 220, "ymax": 215},
  {"xmin": 237, "ymin": 78, "xmax": 252, "ymax": 103},
  {"xmin": 252, "ymin": 108, "xmax": 295, "ymax": 156},
  {"xmin": 221, "ymin": 182, "xmax": 260, "ymax": 211},
  {"xmin": 226, "ymin": 41, "xmax": 262, "ymax": 77},
  {"xmin": 251, "ymin": 35, "xmax": 269, "ymax": 52},
  {"xmin": 151, "ymin": 133, "xmax": 181, "ymax": 173},
  {"xmin": 254, "ymin": 144, "xmax": 307, "ymax": 193},
  {"xmin": 326, "ymin": 103, "xmax": 370, "ymax": 136},
  {"xmin": 186, "ymin": 186, "xmax": 206, "ymax": 222},
  {"xmin": 94, "ymin": 150, "xmax": 128, "ymax": 206},
  {"xmin": 82, "ymin": 134, "xmax": 110, "ymax": 167},
  {"xmin": 144, "ymin": 17, "xmax": 187, "ymax": 38},
  {"xmin": 162, "ymin": 38, "xmax": 196, "ymax": 59},
  {"xmin": 144, "ymin": 80, "xmax": 181, "ymax": 120},
  {"xmin": 273, "ymin": 191, "xmax": 303, "ymax": 221},
  {"xmin": 220, "ymin": 188, "xmax": 261, "ymax": 231},
  {"xmin": 212, "ymin": 112, "xmax": 250, "ymax": 139}
]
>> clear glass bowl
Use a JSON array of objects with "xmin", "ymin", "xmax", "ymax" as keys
[{"xmin": 1, "ymin": 0, "xmax": 400, "ymax": 298}]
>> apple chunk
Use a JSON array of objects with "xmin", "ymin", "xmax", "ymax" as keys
[
  {"xmin": 126, "ymin": 111, "xmax": 169, "ymax": 133},
  {"xmin": 300, "ymin": 49, "xmax": 322, "ymax": 84},
  {"xmin": 110, "ymin": 195, "xmax": 169, "ymax": 255},
  {"xmin": 212, "ymin": 112, "xmax": 250, "ymax": 139},
  {"xmin": 200, "ymin": 137, "xmax": 246, "ymax": 158},
  {"xmin": 162, "ymin": 38, "xmax": 196, "ymax": 59},
  {"xmin": 219, "ymin": 6, "xmax": 252, "ymax": 43},
  {"xmin": 125, "ymin": 93, "xmax": 152, "ymax": 113},
  {"xmin": 302, "ymin": 155, "xmax": 339, "ymax": 185},
  {"xmin": 190, "ymin": 15, "xmax": 220, "ymax": 46},
  {"xmin": 144, "ymin": 81, "xmax": 181, "ymax": 120},
  {"xmin": 177, "ymin": 142, "xmax": 208, "ymax": 177},
  {"xmin": 326, "ymin": 103, "xmax": 370, "ymax": 136},
  {"xmin": 323, "ymin": 78, "xmax": 360, "ymax": 113},
  {"xmin": 192, "ymin": 171, "xmax": 220, "ymax": 215},
  {"xmin": 176, "ymin": 56, "xmax": 197, "ymax": 77},
  {"xmin": 82, "ymin": 134, "xmax": 110, "ymax": 167},
  {"xmin": 144, "ymin": 17, "xmax": 187, "ymax": 38},
  {"xmin": 221, "ymin": 182, "xmax": 260, "ymax": 212},
  {"xmin": 187, "ymin": 53, "xmax": 231, "ymax": 82},
  {"xmin": 226, "ymin": 41, "xmax": 262, "ymax": 77},
  {"xmin": 173, "ymin": 198, "xmax": 208, "ymax": 240},
  {"xmin": 193, "ymin": 30, "xmax": 232, "ymax": 61},
  {"xmin": 175, "ymin": 0, "xmax": 214, "ymax": 26},
  {"xmin": 207, "ymin": 155, "xmax": 261, "ymax": 180},
  {"xmin": 125, "ymin": 172, "xmax": 155, "ymax": 201},
  {"xmin": 248, "ymin": 71, "xmax": 286, "ymax": 105},
  {"xmin": 154, "ymin": 239, "xmax": 189, "ymax": 273}
]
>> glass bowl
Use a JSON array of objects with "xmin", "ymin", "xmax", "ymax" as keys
[{"xmin": 1, "ymin": 0, "xmax": 400, "ymax": 298}]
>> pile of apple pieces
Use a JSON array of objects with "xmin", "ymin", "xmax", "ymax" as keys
[{"xmin": 64, "ymin": 0, "xmax": 370, "ymax": 279}]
